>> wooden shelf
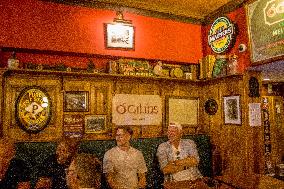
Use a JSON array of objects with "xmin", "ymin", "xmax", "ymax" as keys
[
  {"xmin": 1, "ymin": 68, "xmax": 244, "ymax": 85},
  {"xmin": 2, "ymin": 68, "xmax": 201, "ymax": 84}
]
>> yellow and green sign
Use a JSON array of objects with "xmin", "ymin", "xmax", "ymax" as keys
[
  {"xmin": 208, "ymin": 17, "xmax": 235, "ymax": 53},
  {"xmin": 16, "ymin": 86, "xmax": 52, "ymax": 133}
]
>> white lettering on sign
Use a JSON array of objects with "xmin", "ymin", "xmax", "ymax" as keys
[
  {"xmin": 112, "ymin": 94, "xmax": 162, "ymax": 125},
  {"xmin": 264, "ymin": 0, "xmax": 284, "ymax": 25}
]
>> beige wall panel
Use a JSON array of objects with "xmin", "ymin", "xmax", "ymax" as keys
[
  {"xmin": 141, "ymin": 125, "xmax": 163, "ymax": 138},
  {"xmin": 91, "ymin": 81, "xmax": 112, "ymax": 115},
  {"xmin": 63, "ymin": 79, "xmax": 91, "ymax": 92},
  {"xmin": 177, "ymin": 83, "xmax": 200, "ymax": 97},
  {"xmin": 138, "ymin": 82, "xmax": 161, "ymax": 95},
  {"xmin": 114, "ymin": 81, "xmax": 139, "ymax": 94}
]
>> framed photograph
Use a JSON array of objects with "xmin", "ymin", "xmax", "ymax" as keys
[
  {"xmin": 104, "ymin": 23, "xmax": 135, "ymax": 50},
  {"xmin": 223, "ymin": 95, "xmax": 241, "ymax": 125},
  {"xmin": 166, "ymin": 96, "xmax": 199, "ymax": 127},
  {"xmin": 85, "ymin": 115, "xmax": 107, "ymax": 133},
  {"xmin": 64, "ymin": 91, "xmax": 89, "ymax": 112}
]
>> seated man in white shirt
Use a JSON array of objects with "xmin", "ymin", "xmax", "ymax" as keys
[
  {"xmin": 156, "ymin": 122, "xmax": 206, "ymax": 188},
  {"xmin": 103, "ymin": 126, "xmax": 147, "ymax": 189}
]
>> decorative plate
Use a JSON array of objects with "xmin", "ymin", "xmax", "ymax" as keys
[
  {"xmin": 204, "ymin": 98, "xmax": 218, "ymax": 115},
  {"xmin": 15, "ymin": 86, "xmax": 52, "ymax": 133}
]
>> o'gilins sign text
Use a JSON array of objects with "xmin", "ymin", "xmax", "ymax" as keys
[{"xmin": 112, "ymin": 94, "xmax": 162, "ymax": 125}]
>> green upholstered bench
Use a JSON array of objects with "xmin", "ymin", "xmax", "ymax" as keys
[{"xmin": 15, "ymin": 134, "xmax": 212, "ymax": 189}]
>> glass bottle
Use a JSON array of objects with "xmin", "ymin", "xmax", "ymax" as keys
[{"xmin": 227, "ymin": 54, "xmax": 238, "ymax": 75}]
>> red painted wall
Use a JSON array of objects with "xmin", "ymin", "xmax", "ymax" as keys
[
  {"xmin": 202, "ymin": 7, "xmax": 251, "ymax": 72},
  {"xmin": 0, "ymin": 0, "xmax": 203, "ymax": 67}
]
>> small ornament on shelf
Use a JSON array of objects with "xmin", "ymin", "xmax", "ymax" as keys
[
  {"xmin": 108, "ymin": 60, "xmax": 118, "ymax": 74},
  {"xmin": 7, "ymin": 51, "xmax": 20, "ymax": 69},
  {"xmin": 227, "ymin": 54, "xmax": 238, "ymax": 75},
  {"xmin": 87, "ymin": 59, "xmax": 95, "ymax": 73},
  {"xmin": 153, "ymin": 61, "xmax": 163, "ymax": 76}
]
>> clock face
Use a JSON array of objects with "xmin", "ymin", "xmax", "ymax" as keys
[{"xmin": 15, "ymin": 86, "xmax": 52, "ymax": 133}]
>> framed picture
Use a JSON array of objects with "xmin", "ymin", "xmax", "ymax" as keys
[
  {"xmin": 104, "ymin": 23, "xmax": 135, "ymax": 50},
  {"xmin": 64, "ymin": 91, "xmax": 89, "ymax": 112},
  {"xmin": 223, "ymin": 95, "xmax": 241, "ymax": 125},
  {"xmin": 166, "ymin": 96, "xmax": 199, "ymax": 127},
  {"xmin": 85, "ymin": 115, "xmax": 107, "ymax": 133}
]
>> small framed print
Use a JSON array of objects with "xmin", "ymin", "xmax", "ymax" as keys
[
  {"xmin": 64, "ymin": 91, "xmax": 89, "ymax": 112},
  {"xmin": 85, "ymin": 115, "xmax": 106, "ymax": 133},
  {"xmin": 104, "ymin": 23, "xmax": 135, "ymax": 50},
  {"xmin": 223, "ymin": 95, "xmax": 241, "ymax": 125}
]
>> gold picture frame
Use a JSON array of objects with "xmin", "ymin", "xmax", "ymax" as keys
[
  {"xmin": 64, "ymin": 91, "xmax": 89, "ymax": 112},
  {"xmin": 85, "ymin": 115, "xmax": 107, "ymax": 133}
]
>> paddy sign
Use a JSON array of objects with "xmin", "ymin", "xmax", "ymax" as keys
[{"xmin": 208, "ymin": 17, "xmax": 235, "ymax": 53}]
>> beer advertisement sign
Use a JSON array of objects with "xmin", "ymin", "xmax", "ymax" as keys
[{"xmin": 208, "ymin": 16, "xmax": 235, "ymax": 53}]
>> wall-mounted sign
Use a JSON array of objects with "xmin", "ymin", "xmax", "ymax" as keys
[
  {"xmin": 208, "ymin": 16, "xmax": 235, "ymax": 53},
  {"xmin": 247, "ymin": 0, "xmax": 284, "ymax": 63},
  {"xmin": 249, "ymin": 103, "xmax": 261, "ymax": 126},
  {"xmin": 112, "ymin": 94, "xmax": 162, "ymax": 125},
  {"xmin": 63, "ymin": 114, "xmax": 84, "ymax": 138},
  {"xmin": 15, "ymin": 86, "xmax": 52, "ymax": 133}
]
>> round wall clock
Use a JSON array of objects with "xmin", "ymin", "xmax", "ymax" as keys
[
  {"xmin": 204, "ymin": 99, "xmax": 218, "ymax": 115},
  {"xmin": 15, "ymin": 86, "xmax": 52, "ymax": 134}
]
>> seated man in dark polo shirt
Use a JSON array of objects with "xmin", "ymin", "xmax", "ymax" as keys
[
  {"xmin": 35, "ymin": 138, "xmax": 78, "ymax": 189},
  {"xmin": 0, "ymin": 138, "xmax": 31, "ymax": 189}
]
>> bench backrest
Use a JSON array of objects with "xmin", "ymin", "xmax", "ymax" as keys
[{"xmin": 15, "ymin": 134, "xmax": 212, "ymax": 188}]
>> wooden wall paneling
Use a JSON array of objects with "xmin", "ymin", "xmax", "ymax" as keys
[
  {"xmin": 268, "ymin": 97, "xmax": 283, "ymax": 167},
  {"xmin": 114, "ymin": 80, "xmax": 139, "ymax": 94},
  {"xmin": 243, "ymin": 71, "xmax": 264, "ymax": 178},
  {"xmin": 141, "ymin": 125, "xmax": 163, "ymax": 138},
  {"xmin": 63, "ymin": 78, "xmax": 91, "ymax": 92},
  {"xmin": 0, "ymin": 70, "xmax": 5, "ymax": 137},
  {"xmin": 161, "ymin": 81, "xmax": 180, "ymax": 97},
  {"xmin": 92, "ymin": 81, "xmax": 112, "ymax": 115},
  {"xmin": 200, "ymin": 82, "xmax": 223, "ymax": 176},
  {"xmin": 199, "ymin": 75, "xmax": 256, "ymax": 187},
  {"xmin": 138, "ymin": 82, "xmax": 161, "ymax": 95},
  {"xmin": 160, "ymin": 81, "xmax": 187, "ymax": 136},
  {"xmin": 200, "ymin": 82, "xmax": 221, "ymax": 135},
  {"xmin": 84, "ymin": 80, "xmax": 113, "ymax": 140},
  {"xmin": 139, "ymin": 81, "xmax": 163, "ymax": 138},
  {"xmin": 219, "ymin": 78, "xmax": 248, "ymax": 187},
  {"xmin": 3, "ymin": 74, "xmax": 62, "ymax": 141}
]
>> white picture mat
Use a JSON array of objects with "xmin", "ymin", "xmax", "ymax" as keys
[
  {"xmin": 106, "ymin": 24, "xmax": 134, "ymax": 49},
  {"xmin": 223, "ymin": 95, "xmax": 241, "ymax": 124}
]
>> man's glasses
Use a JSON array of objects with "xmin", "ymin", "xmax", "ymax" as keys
[{"xmin": 176, "ymin": 151, "xmax": 180, "ymax": 160}]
